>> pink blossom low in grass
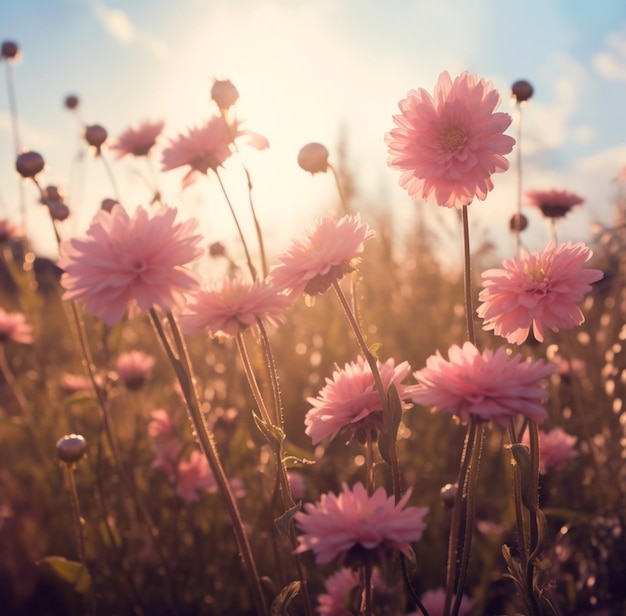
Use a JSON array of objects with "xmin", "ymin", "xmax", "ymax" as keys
[
  {"xmin": 0, "ymin": 218, "xmax": 22, "ymax": 243},
  {"xmin": 0, "ymin": 307, "xmax": 33, "ymax": 344},
  {"xmin": 111, "ymin": 119, "xmax": 165, "ymax": 158},
  {"xmin": 522, "ymin": 426, "xmax": 579, "ymax": 474},
  {"xmin": 148, "ymin": 409, "xmax": 175, "ymax": 440},
  {"xmin": 295, "ymin": 482, "xmax": 428, "ymax": 565},
  {"xmin": 269, "ymin": 214, "xmax": 375, "ymax": 297},
  {"xmin": 59, "ymin": 205, "xmax": 203, "ymax": 325},
  {"xmin": 411, "ymin": 342, "xmax": 556, "ymax": 427},
  {"xmin": 405, "ymin": 588, "xmax": 474, "ymax": 616},
  {"xmin": 385, "ymin": 71, "xmax": 515, "ymax": 208},
  {"xmin": 477, "ymin": 241, "xmax": 604, "ymax": 345},
  {"xmin": 115, "ymin": 350, "xmax": 156, "ymax": 389},
  {"xmin": 305, "ymin": 356, "xmax": 418, "ymax": 444},
  {"xmin": 525, "ymin": 188, "xmax": 584, "ymax": 219},
  {"xmin": 316, "ymin": 567, "xmax": 359, "ymax": 616},
  {"xmin": 179, "ymin": 277, "xmax": 292, "ymax": 338},
  {"xmin": 175, "ymin": 450, "xmax": 218, "ymax": 503}
]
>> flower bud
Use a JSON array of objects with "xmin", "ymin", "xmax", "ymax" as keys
[
  {"xmin": 1, "ymin": 41, "xmax": 19, "ymax": 60},
  {"xmin": 15, "ymin": 150, "xmax": 45, "ymax": 178},
  {"xmin": 209, "ymin": 241, "xmax": 227, "ymax": 258},
  {"xmin": 56, "ymin": 434, "xmax": 87, "ymax": 464},
  {"xmin": 297, "ymin": 142, "xmax": 329, "ymax": 174},
  {"xmin": 47, "ymin": 201, "xmax": 71, "ymax": 221},
  {"xmin": 511, "ymin": 80, "xmax": 534, "ymax": 104},
  {"xmin": 211, "ymin": 79, "xmax": 239, "ymax": 110},
  {"xmin": 441, "ymin": 483, "xmax": 458, "ymax": 508},
  {"xmin": 84, "ymin": 124, "xmax": 108, "ymax": 151},
  {"xmin": 64, "ymin": 94, "xmax": 79, "ymax": 110},
  {"xmin": 101, "ymin": 198, "xmax": 120, "ymax": 213},
  {"xmin": 509, "ymin": 213, "xmax": 528, "ymax": 232}
]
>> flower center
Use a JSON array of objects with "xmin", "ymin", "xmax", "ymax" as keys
[
  {"xmin": 524, "ymin": 263, "xmax": 548, "ymax": 282},
  {"xmin": 440, "ymin": 127, "xmax": 467, "ymax": 151}
]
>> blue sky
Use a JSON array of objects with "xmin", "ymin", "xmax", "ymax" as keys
[{"xmin": 2, "ymin": 0, "xmax": 626, "ymax": 261}]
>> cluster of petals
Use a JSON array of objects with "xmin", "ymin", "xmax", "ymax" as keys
[
  {"xmin": 60, "ymin": 373, "xmax": 93, "ymax": 394},
  {"xmin": 522, "ymin": 426, "xmax": 578, "ymax": 474},
  {"xmin": 295, "ymin": 482, "xmax": 428, "ymax": 565},
  {"xmin": 111, "ymin": 119, "xmax": 165, "ymax": 158},
  {"xmin": 477, "ymin": 240, "xmax": 604, "ymax": 345},
  {"xmin": 411, "ymin": 342, "xmax": 556, "ymax": 427},
  {"xmin": 148, "ymin": 409, "xmax": 175, "ymax": 440},
  {"xmin": 405, "ymin": 588, "xmax": 474, "ymax": 616},
  {"xmin": 0, "ymin": 307, "xmax": 33, "ymax": 344},
  {"xmin": 305, "ymin": 356, "xmax": 418, "ymax": 444},
  {"xmin": 161, "ymin": 116, "xmax": 268, "ymax": 189},
  {"xmin": 385, "ymin": 71, "xmax": 514, "ymax": 208},
  {"xmin": 179, "ymin": 277, "xmax": 292, "ymax": 338},
  {"xmin": 525, "ymin": 188, "xmax": 584, "ymax": 219},
  {"xmin": 316, "ymin": 568, "xmax": 359, "ymax": 616},
  {"xmin": 269, "ymin": 214, "xmax": 375, "ymax": 297},
  {"xmin": 175, "ymin": 450, "xmax": 218, "ymax": 503},
  {"xmin": 115, "ymin": 350, "xmax": 156, "ymax": 388},
  {"xmin": 58, "ymin": 205, "xmax": 203, "ymax": 325}
]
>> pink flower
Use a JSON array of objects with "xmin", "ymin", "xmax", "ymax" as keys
[
  {"xmin": 522, "ymin": 426, "xmax": 578, "ymax": 474},
  {"xmin": 175, "ymin": 450, "xmax": 218, "ymax": 502},
  {"xmin": 295, "ymin": 482, "xmax": 428, "ymax": 565},
  {"xmin": 179, "ymin": 277, "xmax": 292, "ymax": 338},
  {"xmin": 269, "ymin": 214, "xmax": 375, "ymax": 297},
  {"xmin": 619, "ymin": 165, "xmax": 626, "ymax": 181},
  {"xmin": 151, "ymin": 438, "xmax": 182, "ymax": 478},
  {"xmin": 0, "ymin": 219, "xmax": 22, "ymax": 243},
  {"xmin": 385, "ymin": 71, "xmax": 515, "ymax": 208},
  {"xmin": 0, "ymin": 308, "xmax": 33, "ymax": 344},
  {"xmin": 115, "ymin": 350, "xmax": 156, "ymax": 389},
  {"xmin": 411, "ymin": 342, "xmax": 556, "ymax": 427},
  {"xmin": 305, "ymin": 356, "xmax": 418, "ymax": 444},
  {"xmin": 60, "ymin": 373, "xmax": 94, "ymax": 394},
  {"xmin": 148, "ymin": 409, "xmax": 175, "ymax": 440},
  {"xmin": 405, "ymin": 588, "xmax": 474, "ymax": 616},
  {"xmin": 111, "ymin": 119, "xmax": 165, "ymax": 158},
  {"xmin": 477, "ymin": 241, "xmax": 604, "ymax": 345},
  {"xmin": 316, "ymin": 568, "xmax": 359, "ymax": 616},
  {"xmin": 59, "ymin": 205, "xmax": 203, "ymax": 325},
  {"xmin": 525, "ymin": 188, "xmax": 584, "ymax": 219}
]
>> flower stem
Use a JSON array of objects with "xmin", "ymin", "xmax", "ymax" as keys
[
  {"xmin": 515, "ymin": 103, "xmax": 523, "ymax": 257},
  {"xmin": 98, "ymin": 150, "xmax": 122, "ymax": 203},
  {"xmin": 153, "ymin": 310, "xmax": 269, "ymax": 616},
  {"xmin": 461, "ymin": 206, "xmax": 476, "ymax": 345},
  {"xmin": 0, "ymin": 343, "xmax": 30, "ymax": 419},
  {"xmin": 64, "ymin": 463, "xmax": 87, "ymax": 564},
  {"xmin": 328, "ymin": 162, "xmax": 351, "ymax": 216}
]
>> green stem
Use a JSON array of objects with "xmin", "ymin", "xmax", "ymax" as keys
[
  {"xmin": 98, "ymin": 150, "xmax": 122, "ymax": 203},
  {"xmin": 0, "ymin": 343, "xmax": 30, "ymax": 418},
  {"xmin": 461, "ymin": 206, "xmax": 476, "ymax": 345},
  {"xmin": 509, "ymin": 422, "xmax": 528, "ymax": 572},
  {"xmin": 153, "ymin": 310, "xmax": 269, "ymax": 616},
  {"xmin": 64, "ymin": 464, "xmax": 87, "ymax": 564}
]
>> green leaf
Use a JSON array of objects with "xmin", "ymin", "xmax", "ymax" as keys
[
  {"xmin": 378, "ymin": 383, "xmax": 402, "ymax": 465},
  {"xmin": 510, "ymin": 443, "xmax": 532, "ymax": 509},
  {"xmin": 368, "ymin": 343, "xmax": 382, "ymax": 359},
  {"xmin": 270, "ymin": 581, "xmax": 301, "ymax": 615},
  {"xmin": 252, "ymin": 411, "xmax": 285, "ymax": 451},
  {"xmin": 38, "ymin": 556, "xmax": 92, "ymax": 595},
  {"xmin": 274, "ymin": 501, "xmax": 301, "ymax": 538}
]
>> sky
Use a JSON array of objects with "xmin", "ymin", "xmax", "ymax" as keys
[{"xmin": 1, "ymin": 0, "xmax": 626, "ymax": 264}]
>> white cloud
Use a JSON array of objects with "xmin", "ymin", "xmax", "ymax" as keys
[
  {"xmin": 593, "ymin": 26, "xmax": 626, "ymax": 82},
  {"xmin": 92, "ymin": 1, "xmax": 135, "ymax": 44}
]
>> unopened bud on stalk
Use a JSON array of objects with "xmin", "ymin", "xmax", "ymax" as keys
[
  {"xmin": 509, "ymin": 213, "xmax": 528, "ymax": 232},
  {"xmin": 440, "ymin": 483, "xmax": 458, "ymax": 508},
  {"xmin": 211, "ymin": 79, "xmax": 239, "ymax": 110},
  {"xmin": 84, "ymin": 124, "xmax": 108, "ymax": 152},
  {"xmin": 297, "ymin": 142, "xmax": 329, "ymax": 174},
  {"xmin": 56, "ymin": 434, "xmax": 87, "ymax": 464},
  {"xmin": 209, "ymin": 241, "xmax": 227, "ymax": 258},
  {"xmin": 101, "ymin": 198, "xmax": 120, "ymax": 213},
  {"xmin": 64, "ymin": 94, "xmax": 79, "ymax": 110},
  {"xmin": 511, "ymin": 80, "xmax": 534, "ymax": 104},
  {"xmin": 15, "ymin": 150, "xmax": 45, "ymax": 179},
  {"xmin": 1, "ymin": 40, "xmax": 19, "ymax": 60}
]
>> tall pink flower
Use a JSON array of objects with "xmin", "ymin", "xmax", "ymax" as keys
[
  {"xmin": 305, "ymin": 356, "xmax": 418, "ymax": 444},
  {"xmin": 522, "ymin": 426, "xmax": 578, "ymax": 474},
  {"xmin": 115, "ymin": 350, "xmax": 156, "ymax": 389},
  {"xmin": 111, "ymin": 119, "xmax": 165, "ymax": 158},
  {"xmin": 525, "ymin": 188, "xmax": 584, "ymax": 219},
  {"xmin": 295, "ymin": 482, "xmax": 428, "ymax": 565},
  {"xmin": 477, "ymin": 241, "xmax": 603, "ymax": 345},
  {"xmin": 179, "ymin": 277, "xmax": 292, "ymax": 338},
  {"xmin": 411, "ymin": 342, "xmax": 556, "ymax": 426},
  {"xmin": 0, "ymin": 308, "xmax": 33, "ymax": 344},
  {"xmin": 59, "ymin": 205, "xmax": 203, "ymax": 325},
  {"xmin": 269, "ymin": 214, "xmax": 375, "ymax": 297},
  {"xmin": 385, "ymin": 71, "xmax": 515, "ymax": 208}
]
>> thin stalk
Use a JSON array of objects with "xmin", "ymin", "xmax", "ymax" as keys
[
  {"xmin": 64, "ymin": 463, "xmax": 87, "ymax": 564},
  {"xmin": 328, "ymin": 162, "xmax": 351, "ymax": 216},
  {"xmin": 154, "ymin": 310, "xmax": 269, "ymax": 616},
  {"xmin": 215, "ymin": 169, "xmax": 258, "ymax": 281},
  {"xmin": 332, "ymin": 279, "xmax": 402, "ymax": 501},
  {"xmin": 0, "ymin": 343, "xmax": 30, "ymax": 418},
  {"xmin": 508, "ymin": 422, "xmax": 528, "ymax": 572},
  {"xmin": 461, "ymin": 206, "xmax": 476, "ymax": 345},
  {"xmin": 361, "ymin": 559, "xmax": 373, "ymax": 616},
  {"xmin": 98, "ymin": 150, "xmax": 122, "ymax": 203},
  {"xmin": 256, "ymin": 320, "xmax": 283, "ymax": 429},
  {"xmin": 515, "ymin": 104, "xmax": 523, "ymax": 256},
  {"xmin": 146, "ymin": 156, "xmax": 164, "ymax": 206}
]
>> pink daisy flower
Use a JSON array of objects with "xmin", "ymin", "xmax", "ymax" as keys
[
  {"xmin": 269, "ymin": 214, "xmax": 375, "ymax": 297},
  {"xmin": 525, "ymin": 188, "xmax": 584, "ymax": 219},
  {"xmin": 115, "ymin": 350, "xmax": 156, "ymax": 389},
  {"xmin": 0, "ymin": 308, "xmax": 33, "ymax": 344},
  {"xmin": 148, "ymin": 409, "xmax": 175, "ymax": 440},
  {"xmin": 60, "ymin": 373, "xmax": 94, "ymax": 394},
  {"xmin": 175, "ymin": 450, "xmax": 218, "ymax": 503},
  {"xmin": 411, "ymin": 342, "xmax": 556, "ymax": 427},
  {"xmin": 110, "ymin": 119, "xmax": 165, "ymax": 158},
  {"xmin": 305, "ymin": 356, "xmax": 418, "ymax": 445},
  {"xmin": 405, "ymin": 588, "xmax": 474, "ymax": 616},
  {"xmin": 316, "ymin": 568, "xmax": 359, "ymax": 616},
  {"xmin": 294, "ymin": 482, "xmax": 428, "ymax": 565},
  {"xmin": 179, "ymin": 277, "xmax": 292, "ymax": 338},
  {"xmin": 477, "ymin": 240, "xmax": 604, "ymax": 345},
  {"xmin": 522, "ymin": 426, "xmax": 578, "ymax": 474},
  {"xmin": 58, "ymin": 205, "xmax": 203, "ymax": 325},
  {"xmin": 385, "ymin": 71, "xmax": 515, "ymax": 208}
]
